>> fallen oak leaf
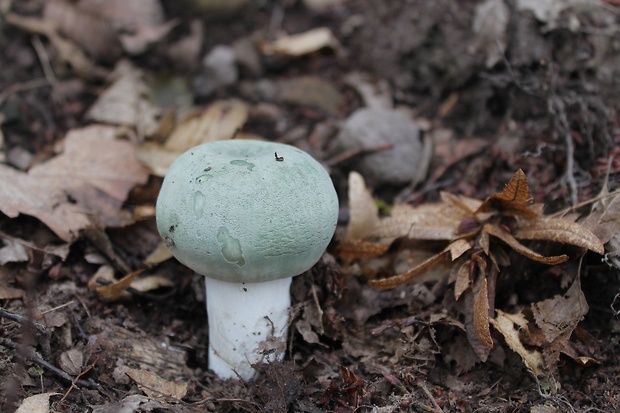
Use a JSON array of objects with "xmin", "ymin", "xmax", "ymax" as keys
[
  {"xmin": 30, "ymin": 125, "xmax": 149, "ymax": 201},
  {"xmin": 0, "ymin": 163, "xmax": 92, "ymax": 242},
  {"xmin": 0, "ymin": 125, "xmax": 149, "ymax": 242}
]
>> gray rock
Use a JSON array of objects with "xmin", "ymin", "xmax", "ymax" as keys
[
  {"xmin": 193, "ymin": 45, "xmax": 238, "ymax": 97},
  {"xmin": 334, "ymin": 108, "xmax": 421, "ymax": 186}
]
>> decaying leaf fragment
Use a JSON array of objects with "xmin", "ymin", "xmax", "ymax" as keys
[
  {"xmin": 491, "ymin": 310, "xmax": 544, "ymax": 376},
  {"xmin": 126, "ymin": 368, "xmax": 188, "ymax": 400}
]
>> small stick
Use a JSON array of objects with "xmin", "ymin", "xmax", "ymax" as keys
[
  {"xmin": 58, "ymin": 356, "xmax": 100, "ymax": 404},
  {"xmin": 0, "ymin": 306, "xmax": 47, "ymax": 336},
  {"xmin": 325, "ymin": 143, "xmax": 393, "ymax": 167},
  {"xmin": 418, "ymin": 382, "xmax": 444, "ymax": 413},
  {"xmin": 95, "ymin": 277, "xmax": 175, "ymax": 302},
  {"xmin": 0, "ymin": 338, "xmax": 99, "ymax": 390}
]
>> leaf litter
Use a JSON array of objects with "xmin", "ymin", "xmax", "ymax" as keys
[
  {"xmin": 2, "ymin": 1, "xmax": 620, "ymax": 412},
  {"xmin": 340, "ymin": 169, "xmax": 605, "ymax": 380}
]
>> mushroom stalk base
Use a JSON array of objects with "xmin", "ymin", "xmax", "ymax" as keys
[{"xmin": 205, "ymin": 276, "xmax": 292, "ymax": 380}]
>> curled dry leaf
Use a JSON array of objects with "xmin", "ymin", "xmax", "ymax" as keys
[
  {"xmin": 370, "ymin": 169, "xmax": 602, "ymax": 291},
  {"xmin": 368, "ymin": 249, "xmax": 450, "ymax": 290},
  {"xmin": 143, "ymin": 241, "xmax": 174, "ymax": 265},
  {"xmin": 90, "ymin": 267, "xmax": 143, "ymax": 302},
  {"xmin": 473, "ymin": 276, "xmax": 493, "ymax": 349},
  {"xmin": 259, "ymin": 27, "xmax": 340, "ymax": 57},
  {"xmin": 483, "ymin": 223, "xmax": 569, "ymax": 265}
]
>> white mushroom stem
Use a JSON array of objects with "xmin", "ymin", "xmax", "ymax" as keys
[{"xmin": 205, "ymin": 276, "xmax": 292, "ymax": 380}]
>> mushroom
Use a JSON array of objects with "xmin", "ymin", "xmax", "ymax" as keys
[{"xmin": 156, "ymin": 139, "xmax": 338, "ymax": 379}]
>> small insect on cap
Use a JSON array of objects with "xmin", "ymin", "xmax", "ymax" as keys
[{"xmin": 156, "ymin": 139, "xmax": 339, "ymax": 283}]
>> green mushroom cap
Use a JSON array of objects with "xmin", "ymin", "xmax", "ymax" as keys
[{"xmin": 156, "ymin": 140, "xmax": 339, "ymax": 283}]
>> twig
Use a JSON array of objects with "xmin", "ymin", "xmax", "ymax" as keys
[
  {"xmin": 58, "ymin": 356, "xmax": 100, "ymax": 404},
  {"xmin": 325, "ymin": 143, "xmax": 394, "ymax": 167},
  {"xmin": 39, "ymin": 301, "xmax": 75, "ymax": 316},
  {"xmin": 0, "ymin": 338, "xmax": 99, "ymax": 390},
  {"xmin": 0, "ymin": 78, "xmax": 50, "ymax": 106},
  {"xmin": 31, "ymin": 36, "xmax": 59, "ymax": 87},
  {"xmin": 95, "ymin": 277, "xmax": 176, "ymax": 302},
  {"xmin": 418, "ymin": 382, "xmax": 444, "ymax": 413},
  {"xmin": 549, "ymin": 188, "xmax": 620, "ymax": 218},
  {"xmin": 0, "ymin": 306, "xmax": 47, "ymax": 336},
  {"xmin": 548, "ymin": 95, "xmax": 579, "ymax": 206}
]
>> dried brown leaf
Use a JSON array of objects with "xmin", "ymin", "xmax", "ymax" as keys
[
  {"xmin": 375, "ymin": 192, "xmax": 481, "ymax": 240},
  {"xmin": 95, "ymin": 269, "xmax": 144, "ymax": 302},
  {"xmin": 491, "ymin": 310, "xmax": 544, "ymax": 376},
  {"xmin": 578, "ymin": 189, "xmax": 620, "ymax": 244},
  {"xmin": 532, "ymin": 276, "xmax": 588, "ymax": 344},
  {"xmin": 515, "ymin": 217, "xmax": 604, "ymax": 255},
  {"xmin": 453, "ymin": 260, "xmax": 471, "ymax": 300},
  {"xmin": 126, "ymin": 368, "xmax": 188, "ymax": 400},
  {"xmin": 475, "ymin": 169, "xmax": 538, "ymax": 217},
  {"xmin": 130, "ymin": 275, "xmax": 174, "ymax": 293},
  {"xmin": 143, "ymin": 241, "xmax": 174, "ymax": 265},
  {"xmin": 166, "ymin": 100, "xmax": 249, "ymax": 151},
  {"xmin": 86, "ymin": 61, "xmax": 161, "ymax": 137},
  {"xmin": 0, "ymin": 238, "xmax": 28, "ymax": 265},
  {"xmin": 0, "ymin": 285, "xmax": 25, "ymax": 300},
  {"xmin": 59, "ymin": 348, "xmax": 84, "ymax": 376},
  {"xmin": 473, "ymin": 276, "xmax": 493, "ymax": 349},
  {"xmin": 6, "ymin": 12, "xmax": 108, "ymax": 79},
  {"xmin": 368, "ymin": 249, "xmax": 450, "ymax": 290},
  {"xmin": 43, "ymin": 0, "xmax": 122, "ymax": 62},
  {"xmin": 449, "ymin": 238, "xmax": 472, "ymax": 261},
  {"xmin": 15, "ymin": 392, "xmax": 61, "ymax": 413},
  {"xmin": 0, "ymin": 126, "xmax": 149, "ymax": 241},
  {"xmin": 346, "ymin": 171, "xmax": 379, "ymax": 240},
  {"xmin": 337, "ymin": 240, "xmax": 391, "ymax": 262},
  {"xmin": 483, "ymin": 224, "xmax": 568, "ymax": 265},
  {"xmin": 259, "ymin": 27, "xmax": 340, "ymax": 57},
  {"xmin": 532, "ymin": 274, "xmax": 589, "ymax": 371}
]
